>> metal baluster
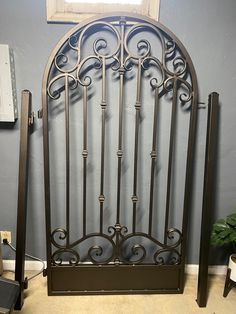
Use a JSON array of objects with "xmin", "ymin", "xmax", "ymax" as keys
[
  {"xmin": 82, "ymin": 86, "xmax": 88, "ymax": 236},
  {"xmin": 99, "ymin": 57, "xmax": 106, "ymax": 233},
  {"xmin": 164, "ymin": 78, "xmax": 177, "ymax": 244},
  {"xmin": 116, "ymin": 19, "xmax": 126, "ymax": 225},
  {"xmin": 65, "ymin": 75, "xmax": 70, "ymax": 245},
  {"xmin": 132, "ymin": 58, "xmax": 142, "ymax": 233},
  {"xmin": 148, "ymin": 87, "xmax": 159, "ymax": 235}
]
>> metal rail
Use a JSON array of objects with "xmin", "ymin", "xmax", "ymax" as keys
[
  {"xmin": 15, "ymin": 90, "xmax": 32, "ymax": 310},
  {"xmin": 197, "ymin": 92, "xmax": 219, "ymax": 307}
]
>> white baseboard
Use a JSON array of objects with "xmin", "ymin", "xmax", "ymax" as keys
[
  {"xmin": 3, "ymin": 260, "xmax": 46, "ymax": 271},
  {"xmin": 185, "ymin": 264, "xmax": 227, "ymax": 276},
  {"xmin": 3, "ymin": 260, "xmax": 228, "ymax": 275}
]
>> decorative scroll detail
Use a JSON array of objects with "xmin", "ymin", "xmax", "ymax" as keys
[
  {"xmin": 108, "ymin": 224, "xmax": 128, "ymax": 239},
  {"xmin": 154, "ymin": 248, "xmax": 181, "ymax": 265},
  {"xmin": 47, "ymin": 20, "xmax": 193, "ymax": 106},
  {"xmin": 47, "ymin": 74, "xmax": 78, "ymax": 100},
  {"xmin": 88, "ymin": 245, "xmax": 110, "ymax": 264},
  {"xmin": 142, "ymin": 56, "xmax": 165, "ymax": 88},
  {"xmin": 47, "ymin": 21, "xmax": 121, "ymax": 97},
  {"xmin": 50, "ymin": 225, "xmax": 182, "ymax": 265},
  {"xmin": 52, "ymin": 248, "xmax": 80, "ymax": 266},
  {"xmin": 51, "ymin": 228, "xmax": 68, "ymax": 247}
]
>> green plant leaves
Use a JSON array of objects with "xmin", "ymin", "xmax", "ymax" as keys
[
  {"xmin": 211, "ymin": 212, "xmax": 236, "ymax": 246},
  {"xmin": 226, "ymin": 213, "xmax": 236, "ymax": 227},
  {"xmin": 213, "ymin": 219, "xmax": 229, "ymax": 231}
]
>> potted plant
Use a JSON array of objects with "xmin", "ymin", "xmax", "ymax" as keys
[
  {"xmin": 211, "ymin": 211, "xmax": 236, "ymax": 248},
  {"xmin": 211, "ymin": 211, "xmax": 236, "ymax": 296}
]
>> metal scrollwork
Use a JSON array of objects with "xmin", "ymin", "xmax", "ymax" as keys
[
  {"xmin": 47, "ymin": 18, "xmax": 194, "ymax": 107},
  {"xmin": 165, "ymin": 228, "xmax": 182, "ymax": 247},
  {"xmin": 47, "ymin": 73, "xmax": 78, "ymax": 99},
  {"xmin": 142, "ymin": 56, "xmax": 165, "ymax": 89},
  {"xmin": 45, "ymin": 14, "xmax": 197, "ymax": 268},
  {"xmin": 124, "ymin": 23, "xmax": 165, "ymax": 60},
  {"xmin": 154, "ymin": 248, "xmax": 181, "ymax": 265},
  {"xmin": 126, "ymin": 244, "xmax": 146, "ymax": 264},
  {"xmin": 51, "ymin": 228, "xmax": 68, "ymax": 248},
  {"xmin": 50, "ymin": 225, "xmax": 182, "ymax": 266},
  {"xmin": 52, "ymin": 248, "xmax": 80, "ymax": 266},
  {"xmin": 88, "ymin": 246, "xmax": 105, "ymax": 264},
  {"xmin": 108, "ymin": 224, "xmax": 128, "ymax": 239},
  {"xmin": 76, "ymin": 56, "xmax": 102, "ymax": 87}
]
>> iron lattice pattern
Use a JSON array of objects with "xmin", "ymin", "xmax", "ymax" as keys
[{"xmin": 45, "ymin": 16, "xmax": 196, "ymax": 267}]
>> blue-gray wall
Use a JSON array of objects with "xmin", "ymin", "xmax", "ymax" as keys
[{"xmin": 0, "ymin": 0, "xmax": 236, "ymax": 264}]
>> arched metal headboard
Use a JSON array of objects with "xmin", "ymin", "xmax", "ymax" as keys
[{"xmin": 42, "ymin": 12, "xmax": 198, "ymax": 295}]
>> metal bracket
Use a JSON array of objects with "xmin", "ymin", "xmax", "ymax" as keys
[
  {"xmin": 38, "ymin": 109, "xmax": 43, "ymax": 119},
  {"xmin": 23, "ymin": 278, "xmax": 28, "ymax": 290},
  {"xmin": 28, "ymin": 112, "xmax": 35, "ymax": 126},
  {"xmin": 43, "ymin": 269, "xmax": 47, "ymax": 277},
  {"xmin": 198, "ymin": 102, "xmax": 206, "ymax": 109}
]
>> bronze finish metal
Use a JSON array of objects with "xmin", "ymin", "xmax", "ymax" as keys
[
  {"xmin": 15, "ymin": 90, "xmax": 32, "ymax": 309},
  {"xmin": 42, "ymin": 13, "xmax": 199, "ymax": 295},
  {"xmin": 197, "ymin": 92, "xmax": 219, "ymax": 307}
]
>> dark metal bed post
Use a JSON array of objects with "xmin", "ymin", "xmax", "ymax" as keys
[
  {"xmin": 197, "ymin": 92, "xmax": 219, "ymax": 307},
  {"xmin": 15, "ymin": 90, "xmax": 33, "ymax": 310}
]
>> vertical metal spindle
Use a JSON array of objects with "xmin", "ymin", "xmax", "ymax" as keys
[
  {"xmin": 148, "ymin": 87, "xmax": 159, "ymax": 235},
  {"xmin": 116, "ymin": 19, "xmax": 125, "ymax": 225},
  {"xmin": 82, "ymin": 86, "xmax": 88, "ymax": 236},
  {"xmin": 132, "ymin": 58, "xmax": 142, "ymax": 233},
  {"xmin": 164, "ymin": 78, "xmax": 177, "ymax": 244},
  {"xmin": 179, "ymin": 86, "xmax": 198, "ymax": 293},
  {"xmin": 42, "ymin": 75, "xmax": 53, "ymax": 295},
  {"xmin": 99, "ymin": 57, "xmax": 106, "ymax": 234},
  {"xmin": 65, "ymin": 75, "xmax": 70, "ymax": 245}
]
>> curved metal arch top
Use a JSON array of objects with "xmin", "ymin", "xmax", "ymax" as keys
[{"xmin": 42, "ymin": 12, "xmax": 198, "ymax": 99}]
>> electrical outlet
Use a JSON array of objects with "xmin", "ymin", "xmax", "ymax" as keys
[{"xmin": 0, "ymin": 231, "xmax": 11, "ymax": 244}]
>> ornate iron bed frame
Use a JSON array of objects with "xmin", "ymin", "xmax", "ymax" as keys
[{"xmin": 42, "ymin": 12, "xmax": 205, "ymax": 295}]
